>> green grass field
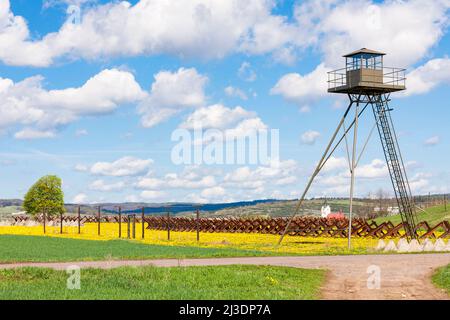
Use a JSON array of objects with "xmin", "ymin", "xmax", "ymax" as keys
[
  {"xmin": 372, "ymin": 204, "xmax": 450, "ymax": 225},
  {"xmin": 0, "ymin": 265, "xmax": 325, "ymax": 300},
  {"xmin": 432, "ymin": 264, "xmax": 450, "ymax": 294},
  {"xmin": 0, "ymin": 235, "xmax": 272, "ymax": 263}
]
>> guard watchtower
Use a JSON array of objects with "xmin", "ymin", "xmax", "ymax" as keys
[
  {"xmin": 278, "ymin": 49, "xmax": 418, "ymax": 247},
  {"xmin": 328, "ymin": 48, "xmax": 405, "ymax": 94}
]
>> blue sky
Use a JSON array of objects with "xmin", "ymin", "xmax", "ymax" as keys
[{"xmin": 0, "ymin": 0, "xmax": 449, "ymax": 204}]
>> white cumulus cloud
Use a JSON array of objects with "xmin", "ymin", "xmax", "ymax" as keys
[
  {"xmin": 0, "ymin": 69, "xmax": 145, "ymax": 138},
  {"xmin": 0, "ymin": 0, "xmax": 300, "ymax": 66},
  {"xmin": 72, "ymin": 193, "xmax": 88, "ymax": 204},
  {"xmin": 90, "ymin": 156, "xmax": 153, "ymax": 177},
  {"xmin": 424, "ymin": 135, "xmax": 440, "ymax": 146},
  {"xmin": 180, "ymin": 104, "xmax": 254, "ymax": 130},
  {"xmin": 138, "ymin": 68, "xmax": 207, "ymax": 128},
  {"xmin": 200, "ymin": 186, "xmax": 226, "ymax": 200},
  {"xmin": 89, "ymin": 179, "xmax": 126, "ymax": 192},
  {"xmin": 224, "ymin": 86, "xmax": 248, "ymax": 100},
  {"xmin": 295, "ymin": 0, "xmax": 450, "ymax": 67},
  {"xmin": 301, "ymin": 130, "xmax": 321, "ymax": 145},
  {"xmin": 406, "ymin": 58, "xmax": 450, "ymax": 96},
  {"xmin": 270, "ymin": 63, "xmax": 330, "ymax": 106}
]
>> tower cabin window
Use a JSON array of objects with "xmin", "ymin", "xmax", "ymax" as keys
[{"xmin": 346, "ymin": 53, "xmax": 383, "ymax": 71}]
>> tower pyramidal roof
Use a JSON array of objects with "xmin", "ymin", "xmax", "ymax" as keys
[{"xmin": 343, "ymin": 48, "xmax": 386, "ymax": 57}]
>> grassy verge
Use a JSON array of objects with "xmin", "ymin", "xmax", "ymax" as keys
[
  {"xmin": 372, "ymin": 204, "xmax": 450, "ymax": 226},
  {"xmin": 0, "ymin": 265, "xmax": 325, "ymax": 300},
  {"xmin": 432, "ymin": 264, "xmax": 450, "ymax": 294},
  {"xmin": 0, "ymin": 235, "xmax": 271, "ymax": 263}
]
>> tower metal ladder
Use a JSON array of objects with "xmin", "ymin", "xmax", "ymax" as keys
[{"xmin": 372, "ymin": 95, "xmax": 418, "ymax": 239}]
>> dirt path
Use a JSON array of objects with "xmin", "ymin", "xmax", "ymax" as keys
[{"xmin": 1, "ymin": 253, "xmax": 449, "ymax": 300}]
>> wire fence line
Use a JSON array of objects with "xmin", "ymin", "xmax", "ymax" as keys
[{"xmin": 11, "ymin": 206, "xmax": 450, "ymax": 240}]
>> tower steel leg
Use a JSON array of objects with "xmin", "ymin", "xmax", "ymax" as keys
[
  {"xmin": 277, "ymin": 102, "xmax": 353, "ymax": 245},
  {"xmin": 348, "ymin": 102, "xmax": 359, "ymax": 249}
]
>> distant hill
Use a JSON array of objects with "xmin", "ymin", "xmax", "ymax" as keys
[
  {"xmin": 0, "ymin": 199, "xmax": 23, "ymax": 207},
  {"xmin": 1, "ymin": 193, "xmax": 447, "ymax": 219},
  {"xmin": 93, "ymin": 199, "xmax": 282, "ymax": 215},
  {"xmin": 0, "ymin": 199, "xmax": 282, "ymax": 216}
]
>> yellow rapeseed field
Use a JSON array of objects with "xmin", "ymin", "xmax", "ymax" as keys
[{"xmin": 0, "ymin": 223, "xmax": 381, "ymax": 255}]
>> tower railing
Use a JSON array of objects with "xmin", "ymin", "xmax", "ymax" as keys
[
  {"xmin": 327, "ymin": 68, "xmax": 347, "ymax": 88},
  {"xmin": 327, "ymin": 67, "xmax": 406, "ymax": 91}
]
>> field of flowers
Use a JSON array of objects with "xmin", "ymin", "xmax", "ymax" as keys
[{"xmin": 0, "ymin": 223, "xmax": 380, "ymax": 255}]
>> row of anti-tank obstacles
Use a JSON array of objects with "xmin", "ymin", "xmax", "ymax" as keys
[
  {"xmin": 12, "ymin": 215, "xmax": 450, "ymax": 239},
  {"xmin": 375, "ymin": 238, "xmax": 450, "ymax": 252}
]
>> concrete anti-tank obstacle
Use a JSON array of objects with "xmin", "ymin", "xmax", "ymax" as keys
[
  {"xmin": 384, "ymin": 240, "xmax": 398, "ymax": 252},
  {"xmin": 445, "ymin": 240, "xmax": 450, "ymax": 252},
  {"xmin": 373, "ymin": 238, "xmax": 450, "ymax": 253},
  {"xmin": 407, "ymin": 239, "xmax": 423, "ymax": 253},
  {"xmin": 434, "ymin": 239, "xmax": 447, "ymax": 252},
  {"xmin": 422, "ymin": 239, "xmax": 435, "ymax": 252},
  {"xmin": 375, "ymin": 240, "xmax": 386, "ymax": 251},
  {"xmin": 396, "ymin": 239, "xmax": 410, "ymax": 253}
]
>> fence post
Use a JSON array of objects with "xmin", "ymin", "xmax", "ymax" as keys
[
  {"xmin": 77, "ymin": 206, "xmax": 81, "ymax": 234},
  {"xmin": 127, "ymin": 216, "xmax": 130, "ymax": 239},
  {"xmin": 43, "ymin": 211, "xmax": 46, "ymax": 234},
  {"xmin": 97, "ymin": 206, "xmax": 101, "ymax": 236},
  {"xmin": 133, "ymin": 214, "xmax": 136, "ymax": 239},
  {"xmin": 118, "ymin": 206, "xmax": 122, "ymax": 238},
  {"xmin": 196, "ymin": 208, "xmax": 200, "ymax": 242},
  {"xmin": 167, "ymin": 208, "xmax": 170, "ymax": 241},
  {"xmin": 60, "ymin": 212, "xmax": 63, "ymax": 234},
  {"xmin": 141, "ymin": 207, "xmax": 145, "ymax": 239}
]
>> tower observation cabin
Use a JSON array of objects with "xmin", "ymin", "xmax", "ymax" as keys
[{"xmin": 327, "ymin": 48, "xmax": 406, "ymax": 94}]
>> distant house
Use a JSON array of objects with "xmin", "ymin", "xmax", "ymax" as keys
[
  {"xmin": 321, "ymin": 205, "xmax": 345, "ymax": 220},
  {"xmin": 373, "ymin": 206, "xmax": 399, "ymax": 216},
  {"xmin": 387, "ymin": 207, "xmax": 400, "ymax": 216}
]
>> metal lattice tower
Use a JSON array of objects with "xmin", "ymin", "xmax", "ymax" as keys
[{"xmin": 278, "ymin": 48, "xmax": 418, "ymax": 246}]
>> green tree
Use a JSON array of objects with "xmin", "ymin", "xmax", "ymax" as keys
[{"xmin": 23, "ymin": 175, "xmax": 65, "ymax": 216}]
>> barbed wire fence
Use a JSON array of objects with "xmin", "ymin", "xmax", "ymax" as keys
[{"xmin": 11, "ymin": 207, "xmax": 450, "ymax": 240}]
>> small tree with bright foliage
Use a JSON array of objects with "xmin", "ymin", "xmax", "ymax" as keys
[{"xmin": 23, "ymin": 175, "xmax": 65, "ymax": 217}]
